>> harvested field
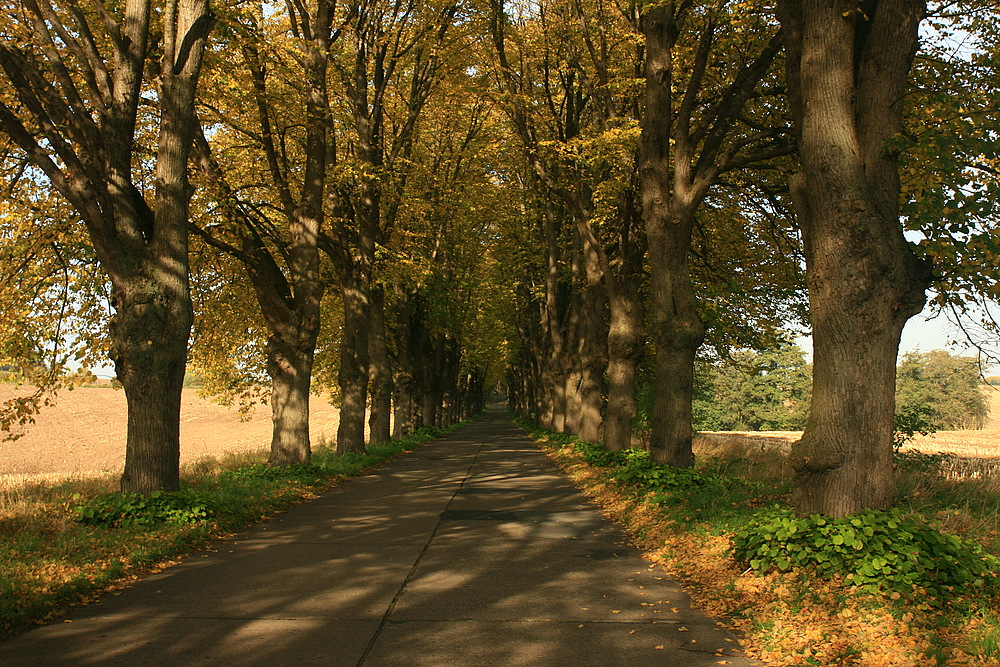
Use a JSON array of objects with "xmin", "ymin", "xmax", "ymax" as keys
[
  {"xmin": 0, "ymin": 384, "xmax": 344, "ymax": 477},
  {"xmin": 695, "ymin": 387, "xmax": 1000, "ymax": 480}
]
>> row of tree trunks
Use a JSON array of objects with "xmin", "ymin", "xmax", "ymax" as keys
[{"xmin": 373, "ymin": 287, "xmax": 488, "ymax": 440}]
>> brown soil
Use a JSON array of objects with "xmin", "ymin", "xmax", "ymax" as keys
[{"xmin": 0, "ymin": 385, "xmax": 343, "ymax": 476}]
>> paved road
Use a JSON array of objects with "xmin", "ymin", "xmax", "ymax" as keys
[{"xmin": 1, "ymin": 408, "xmax": 758, "ymax": 666}]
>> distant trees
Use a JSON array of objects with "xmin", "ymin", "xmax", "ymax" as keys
[
  {"xmin": 896, "ymin": 350, "xmax": 990, "ymax": 430},
  {"xmin": 685, "ymin": 347, "xmax": 991, "ymax": 435},
  {"xmin": 693, "ymin": 345, "xmax": 811, "ymax": 432}
]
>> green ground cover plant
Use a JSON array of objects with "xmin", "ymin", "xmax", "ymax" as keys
[{"xmin": 0, "ymin": 423, "xmax": 458, "ymax": 638}]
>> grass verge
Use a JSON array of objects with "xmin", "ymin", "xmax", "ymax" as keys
[
  {"xmin": 516, "ymin": 419, "xmax": 1000, "ymax": 667},
  {"xmin": 0, "ymin": 419, "xmax": 473, "ymax": 638}
]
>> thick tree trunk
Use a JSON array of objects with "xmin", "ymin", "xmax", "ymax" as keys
[
  {"xmin": 576, "ymin": 231, "xmax": 606, "ymax": 443},
  {"xmin": 643, "ymin": 216, "xmax": 705, "ymax": 466},
  {"xmin": 368, "ymin": 286, "xmax": 393, "ymax": 444},
  {"xmin": 778, "ymin": 0, "xmax": 933, "ymax": 516},
  {"xmin": 638, "ymin": 5, "xmax": 707, "ymax": 467},
  {"xmin": 390, "ymin": 287, "xmax": 417, "ymax": 437},
  {"xmin": 392, "ymin": 369, "xmax": 416, "ymax": 438},
  {"xmin": 112, "ymin": 284, "xmax": 192, "ymax": 494},
  {"xmin": 541, "ymin": 208, "xmax": 568, "ymax": 432},
  {"xmin": 266, "ymin": 336, "xmax": 315, "ymax": 465},
  {"xmin": 604, "ymin": 286, "xmax": 643, "ymax": 450},
  {"xmin": 337, "ymin": 280, "xmax": 370, "ymax": 454}
]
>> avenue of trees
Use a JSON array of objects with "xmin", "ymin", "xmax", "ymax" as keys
[{"xmin": 1, "ymin": 0, "xmax": 998, "ymax": 517}]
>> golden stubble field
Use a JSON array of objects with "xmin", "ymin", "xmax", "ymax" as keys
[
  {"xmin": 696, "ymin": 386, "xmax": 1000, "ymax": 466},
  {"xmin": 0, "ymin": 384, "xmax": 345, "ymax": 477}
]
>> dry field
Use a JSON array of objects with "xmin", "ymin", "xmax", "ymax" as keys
[
  {"xmin": 0, "ymin": 384, "xmax": 344, "ymax": 478},
  {"xmin": 695, "ymin": 386, "xmax": 1000, "ymax": 479}
]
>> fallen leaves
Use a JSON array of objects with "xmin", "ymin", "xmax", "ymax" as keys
[{"xmin": 539, "ymin": 438, "xmax": 963, "ymax": 667}]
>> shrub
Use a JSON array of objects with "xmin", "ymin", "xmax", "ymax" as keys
[
  {"xmin": 572, "ymin": 440, "xmax": 620, "ymax": 467},
  {"xmin": 896, "ymin": 350, "xmax": 990, "ymax": 430},
  {"xmin": 73, "ymin": 490, "xmax": 213, "ymax": 528},
  {"xmin": 610, "ymin": 449, "xmax": 722, "ymax": 494},
  {"xmin": 731, "ymin": 508, "xmax": 999, "ymax": 601},
  {"xmin": 893, "ymin": 403, "xmax": 937, "ymax": 452}
]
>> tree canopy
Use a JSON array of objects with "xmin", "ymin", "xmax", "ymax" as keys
[{"xmin": 1, "ymin": 0, "xmax": 998, "ymax": 515}]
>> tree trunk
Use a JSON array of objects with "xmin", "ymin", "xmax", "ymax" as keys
[
  {"xmin": 642, "ymin": 204, "xmax": 705, "ymax": 467},
  {"xmin": 604, "ymin": 286, "xmax": 643, "ymax": 450},
  {"xmin": 368, "ymin": 286, "xmax": 393, "ymax": 444},
  {"xmin": 392, "ymin": 368, "xmax": 415, "ymax": 438},
  {"xmin": 336, "ymin": 279, "xmax": 370, "ymax": 454},
  {"xmin": 266, "ymin": 335, "xmax": 315, "ymax": 465},
  {"xmin": 638, "ymin": 5, "xmax": 709, "ymax": 468},
  {"xmin": 116, "ymin": 0, "xmax": 209, "ymax": 493},
  {"xmin": 576, "ymin": 229, "xmax": 606, "ymax": 443},
  {"xmin": 112, "ymin": 282, "xmax": 192, "ymax": 494},
  {"xmin": 778, "ymin": 0, "xmax": 933, "ymax": 516}
]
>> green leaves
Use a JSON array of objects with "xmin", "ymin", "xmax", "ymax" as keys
[
  {"xmin": 73, "ymin": 490, "xmax": 214, "ymax": 529},
  {"xmin": 896, "ymin": 350, "xmax": 989, "ymax": 432},
  {"xmin": 731, "ymin": 508, "xmax": 999, "ymax": 603}
]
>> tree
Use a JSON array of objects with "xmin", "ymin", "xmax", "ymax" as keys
[
  {"xmin": 0, "ymin": 177, "xmax": 114, "ymax": 439},
  {"xmin": 899, "ymin": 0, "xmax": 1000, "ymax": 364},
  {"xmin": 323, "ymin": 0, "xmax": 460, "ymax": 453},
  {"xmin": 638, "ymin": 0, "xmax": 787, "ymax": 465},
  {"xmin": 896, "ymin": 350, "xmax": 990, "ymax": 430},
  {"xmin": 0, "ymin": 0, "xmax": 212, "ymax": 493},
  {"xmin": 693, "ymin": 344, "xmax": 811, "ymax": 432},
  {"xmin": 778, "ymin": 0, "xmax": 935, "ymax": 517},
  {"xmin": 190, "ymin": 0, "xmax": 337, "ymax": 465}
]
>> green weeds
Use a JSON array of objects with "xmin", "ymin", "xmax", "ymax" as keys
[{"xmin": 731, "ymin": 508, "xmax": 999, "ymax": 602}]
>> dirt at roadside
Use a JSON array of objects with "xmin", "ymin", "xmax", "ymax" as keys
[{"xmin": 0, "ymin": 385, "xmax": 342, "ymax": 476}]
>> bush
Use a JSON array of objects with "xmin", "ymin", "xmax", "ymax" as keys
[
  {"xmin": 893, "ymin": 403, "xmax": 937, "ymax": 451},
  {"xmin": 74, "ymin": 490, "xmax": 214, "ymax": 528},
  {"xmin": 572, "ymin": 440, "xmax": 621, "ymax": 467},
  {"xmin": 611, "ymin": 449, "xmax": 721, "ymax": 494},
  {"xmin": 731, "ymin": 508, "xmax": 999, "ymax": 601}
]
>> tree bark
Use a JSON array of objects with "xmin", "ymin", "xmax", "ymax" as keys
[
  {"xmin": 112, "ymin": 277, "xmax": 192, "ymax": 493},
  {"xmin": 643, "ymin": 207, "xmax": 705, "ymax": 467},
  {"xmin": 778, "ymin": 0, "xmax": 934, "ymax": 516},
  {"xmin": 576, "ymin": 228, "xmax": 607, "ymax": 443},
  {"xmin": 639, "ymin": 4, "xmax": 704, "ymax": 467},
  {"xmin": 391, "ymin": 287, "xmax": 418, "ymax": 438},
  {"xmin": 266, "ymin": 335, "xmax": 316, "ymax": 466},
  {"xmin": 604, "ymin": 285, "xmax": 643, "ymax": 450},
  {"xmin": 603, "ymin": 190, "xmax": 646, "ymax": 451},
  {"xmin": 368, "ymin": 286, "xmax": 393, "ymax": 444},
  {"xmin": 336, "ymin": 277, "xmax": 370, "ymax": 453}
]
